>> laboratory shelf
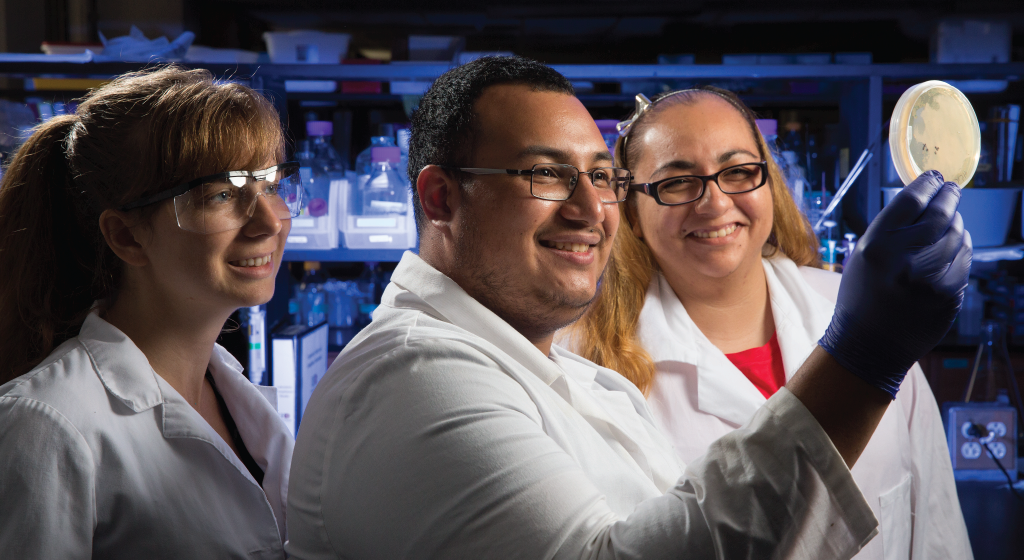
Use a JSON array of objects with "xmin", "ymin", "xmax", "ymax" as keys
[
  {"xmin": 5, "ymin": 58, "xmax": 1024, "ymax": 257},
  {"xmin": 282, "ymin": 248, "xmax": 410, "ymax": 263},
  {"xmin": 0, "ymin": 60, "xmax": 1022, "ymax": 82}
]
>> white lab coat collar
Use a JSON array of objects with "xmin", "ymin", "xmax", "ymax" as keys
[
  {"xmin": 637, "ymin": 256, "xmax": 835, "ymax": 426},
  {"xmin": 383, "ymin": 252, "xmax": 683, "ymax": 490},
  {"xmin": 79, "ymin": 311, "xmax": 292, "ymax": 540},
  {"xmin": 79, "ymin": 311, "xmax": 165, "ymax": 413}
]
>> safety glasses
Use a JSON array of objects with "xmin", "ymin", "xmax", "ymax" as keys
[{"xmin": 119, "ymin": 162, "xmax": 304, "ymax": 234}]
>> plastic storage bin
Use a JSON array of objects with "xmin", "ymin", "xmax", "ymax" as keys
[
  {"xmin": 263, "ymin": 31, "xmax": 351, "ymax": 64},
  {"xmin": 341, "ymin": 147, "xmax": 416, "ymax": 250},
  {"xmin": 883, "ymin": 186, "xmax": 1020, "ymax": 247}
]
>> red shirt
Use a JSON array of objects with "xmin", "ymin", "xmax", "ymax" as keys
[{"xmin": 724, "ymin": 332, "xmax": 786, "ymax": 399}]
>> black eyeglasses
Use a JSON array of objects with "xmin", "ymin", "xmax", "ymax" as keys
[
  {"xmin": 445, "ymin": 163, "xmax": 631, "ymax": 203},
  {"xmin": 628, "ymin": 161, "xmax": 768, "ymax": 206}
]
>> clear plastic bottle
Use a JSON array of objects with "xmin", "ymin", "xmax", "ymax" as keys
[
  {"xmin": 299, "ymin": 262, "xmax": 328, "ymax": 327},
  {"xmin": 354, "ymin": 136, "xmax": 396, "ymax": 176},
  {"xmin": 781, "ymin": 151, "xmax": 807, "ymax": 212},
  {"xmin": 361, "ymin": 147, "xmax": 407, "ymax": 215},
  {"xmin": 396, "ymin": 128, "xmax": 411, "ymax": 183},
  {"xmin": 302, "ymin": 121, "xmax": 345, "ymax": 218}
]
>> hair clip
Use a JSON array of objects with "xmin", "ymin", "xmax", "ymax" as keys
[{"xmin": 616, "ymin": 93, "xmax": 652, "ymax": 138}]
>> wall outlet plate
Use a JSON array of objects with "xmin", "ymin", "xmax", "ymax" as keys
[{"xmin": 943, "ymin": 402, "xmax": 1017, "ymax": 481}]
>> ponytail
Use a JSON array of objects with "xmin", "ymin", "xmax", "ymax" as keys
[
  {"xmin": 0, "ymin": 116, "xmax": 102, "ymax": 382},
  {"xmin": 0, "ymin": 65, "xmax": 285, "ymax": 384}
]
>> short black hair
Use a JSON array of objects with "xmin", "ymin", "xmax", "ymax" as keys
[{"xmin": 407, "ymin": 56, "xmax": 575, "ymax": 233}]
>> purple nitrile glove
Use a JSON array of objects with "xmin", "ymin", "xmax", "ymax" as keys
[{"xmin": 818, "ymin": 170, "xmax": 972, "ymax": 398}]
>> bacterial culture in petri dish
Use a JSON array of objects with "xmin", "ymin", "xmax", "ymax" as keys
[{"xmin": 907, "ymin": 88, "xmax": 978, "ymax": 186}]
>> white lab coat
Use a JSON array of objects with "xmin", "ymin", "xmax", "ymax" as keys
[
  {"xmin": 287, "ymin": 251, "xmax": 878, "ymax": 560},
  {"xmin": 0, "ymin": 311, "xmax": 294, "ymax": 559},
  {"xmin": 641, "ymin": 256, "xmax": 973, "ymax": 560}
]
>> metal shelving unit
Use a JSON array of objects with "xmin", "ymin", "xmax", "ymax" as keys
[{"xmin": 5, "ymin": 59, "xmax": 1022, "ymax": 239}]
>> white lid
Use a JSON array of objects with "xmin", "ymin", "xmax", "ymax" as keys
[{"xmin": 888, "ymin": 80, "xmax": 980, "ymax": 187}]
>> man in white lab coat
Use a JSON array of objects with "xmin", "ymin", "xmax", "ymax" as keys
[{"xmin": 286, "ymin": 56, "xmax": 972, "ymax": 559}]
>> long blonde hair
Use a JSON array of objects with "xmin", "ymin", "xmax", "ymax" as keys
[
  {"xmin": 0, "ymin": 65, "xmax": 284, "ymax": 383},
  {"xmin": 569, "ymin": 86, "xmax": 820, "ymax": 394}
]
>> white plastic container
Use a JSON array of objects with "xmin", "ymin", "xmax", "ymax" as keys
[
  {"xmin": 341, "ymin": 147, "xmax": 416, "ymax": 250},
  {"xmin": 263, "ymin": 31, "xmax": 350, "ymax": 64},
  {"xmin": 889, "ymin": 80, "xmax": 981, "ymax": 187},
  {"xmin": 184, "ymin": 45, "xmax": 260, "ymax": 63},
  {"xmin": 286, "ymin": 177, "xmax": 345, "ymax": 250}
]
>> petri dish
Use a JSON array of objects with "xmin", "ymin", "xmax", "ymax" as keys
[{"xmin": 889, "ymin": 80, "xmax": 980, "ymax": 187}]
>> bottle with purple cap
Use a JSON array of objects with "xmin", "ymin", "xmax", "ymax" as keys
[{"xmin": 302, "ymin": 121, "xmax": 345, "ymax": 218}]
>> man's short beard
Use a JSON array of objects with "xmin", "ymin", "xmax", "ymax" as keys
[{"xmin": 451, "ymin": 194, "xmax": 601, "ymax": 345}]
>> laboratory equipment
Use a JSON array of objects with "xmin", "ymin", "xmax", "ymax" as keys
[
  {"xmin": 262, "ymin": 30, "xmax": 351, "ymax": 64},
  {"xmin": 806, "ymin": 191, "xmax": 831, "ymax": 233},
  {"xmin": 361, "ymin": 147, "xmax": 405, "ymax": 215},
  {"xmin": 396, "ymin": 128, "xmax": 411, "ymax": 183},
  {"xmin": 819, "ymin": 220, "xmax": 840, "ymax": 272},
  {"xmin": 286, "ymin": 121, "xmax": 347, "ymax": 250},
  {"xmin": 842, "ymin": 233, "xmax": 857, "ymax": 262},
  {"xmin": 324, "ymin": 279, "xmax": 361, "ymax": 348},
  {"xmin": 298, "ymin": 262, "xmax": 327, "ymax": 327},
  {"xmin": 889, "ymin": 80, "xmax": 981, "ymax": 188},
  {"xmin": 241, "ymin": 305, "xmax": 267, "ymax": 385},
  {"xmin": 342, "ymin": 147, "xmax": 417, "ymax": 250},
  {"xmin": 354, "ymin": 136, "xmax": 396, "ymax": 175},
  {"xmin": 991, "ymin": 104, "xmax": 1021, "ymax": 182},
  {"xmin": 813, "ymin": 145, "xmax": 874, "ymax": 232},
  {"xmin": 958, "ymin": 279, "xmax": 984, "ymax": 339},
  {"xmin": 302, "ymin": 121, "xmax": 344, "ymax": 217},
  {"xmin": 757, "ymin": 118, "xmax": 801, "ymax": 209},
  {"xmin": 781, "ymin": 151, "xmax": 807, "ymax": 211}
]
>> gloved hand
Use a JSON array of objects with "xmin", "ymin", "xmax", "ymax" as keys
[{"xmin": 819, "ymin": 170, "xmax": 972, "ymax": 398}]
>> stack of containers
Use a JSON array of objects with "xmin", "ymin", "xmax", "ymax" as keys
[
  {"xmin": 286, "ymin": 121, "xmax": 348, "ymax": 250},
  {"xmin": 341, "ymin": 145, "xmax": 416, "ymax": 250}
]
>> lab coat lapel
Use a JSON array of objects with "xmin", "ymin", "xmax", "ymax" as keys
[
  {"xmin": 386, "ymin": 252, "xmax": 568, "ymax": 386},
  {"xmin": 639, "ymin": 260, "xmax": 837, "ymax": 427},
  {"xmin": 79, "ymin": 312, "xmax": 164, "ymax": 413},
  {"xmin": 763, "ymin": 257, "xmax": 835, "ymax": 381},
  {"xmin": 551, "ymin": 348, "xmax": 684, "ymax": 490},
  {"xmin": 387, "ymin": 253, "xmax": 678, "ymax": 488},
  {"xmin": 207, "ymin": 346, "xmax": 292, "ymax": 540},
  {"xmin": 639, "ymin": 274, "xmax": 766, "ymax": 427},
  {"xmin": 77, "ymin": 308, "xmax": 285, "ymax": 539}
]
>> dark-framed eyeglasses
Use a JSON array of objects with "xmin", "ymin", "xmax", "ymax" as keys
[
  {"xmin": 118, "ymin": 162, "xmax": 304, "ymax": 234},
  {"xmin": 628, "ymin": 161, "xmax": 769, "ymax": 206},
  {"xmin": 444, "ymin": 163, "xmax": 631, "ymax": 203}
]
